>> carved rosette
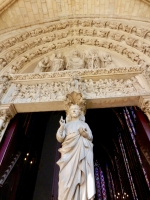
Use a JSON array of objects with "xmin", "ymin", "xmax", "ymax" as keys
[
  {"xmin": 138, "ymin": 96, "xmax": 150, "ymax": 121},
  {"xmin": 0, "ymin": 104, "xmax": 17, "ymax": 142}
]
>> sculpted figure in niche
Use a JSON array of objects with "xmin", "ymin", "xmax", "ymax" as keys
[
  {"xmin": 130, "ymin": 77, "xmax": 146, "ymax": 93},
  {"xmin": 56, "ymin": 92, "xmax": 95, "ymax": 200},
  {"xmin": 96, "ymin": 30, "xmax": 109, "ymax": 38},
  {"xmin": 85, "ymin": 52, "xmax": 101, "ymax": 69},
  {"xmin": 34, "ymin": 56, "xmax": 51, "ymax": 73},
  {"xmin": 131, "ymin": 27, "xmax": 147, "ymax": 37},
  {"xmin": 50, "ymin": 53, "xmax": 65, "ymax": 72},
  {"xmin": 0, "ymin": 58, "xmax": 7, "ymax": 70},
  {"xmin": 101, "ymin": 53, "xmax": 116, "ymax": 68},
  {"xmin": 106, "ymin": 21, "xmax": 118, "ymax": 29},
  {"xmin": 92, "ymin": 20, "xmax": 106, "ymax": 28},
  {"xmin": 66, "ymin": 50, "xmax": 85, "ymax": 70}
]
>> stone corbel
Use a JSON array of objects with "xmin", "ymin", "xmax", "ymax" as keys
[
  {"xmin": 138, "ymin": 96, "xmax": 150, "ymax": 121},
  {"xmin": 0, "ymin": 104, "xmax": 17, "ymax": 142}
]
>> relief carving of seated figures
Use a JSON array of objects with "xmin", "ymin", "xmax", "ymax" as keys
[
  {"xmin": 50, "ymin": 53, "xmax": 65, "ymax": 72},
  {"xmin": 66, "ymin": 50, "xmax": 85, "ymax": 70},
  {"xmin": 33, "ymin": 56, "xmax": 51, "ymax": 73},
  {"xmin": 101, "ymin": 53, "xmax": 116, "ymax": 68},
  {"xmin": 85, "ymin": 52, "xmax": 101, "ymax": 69}
]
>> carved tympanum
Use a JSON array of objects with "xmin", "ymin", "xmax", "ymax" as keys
[{"xmin": 33, "ymin": 49, "xmax": 117, "ymax": 72}]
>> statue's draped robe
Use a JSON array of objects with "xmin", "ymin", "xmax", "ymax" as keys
[{"xmin": 56, "ymin": 119, "xmax": 95, "ymax": 200}]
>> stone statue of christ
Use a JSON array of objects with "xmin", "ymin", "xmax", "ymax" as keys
[{"xmin": 56, "ymin": 104, "xmax": 95, "ymax": 200}]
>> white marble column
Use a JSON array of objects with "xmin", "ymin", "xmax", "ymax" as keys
[{"xmin": 0, "ymin": 104, "xmax": 17, "ymax": 142}]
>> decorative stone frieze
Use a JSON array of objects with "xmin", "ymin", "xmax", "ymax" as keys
[
  {"xmin": 9, "ymin": 66, "xmax": 142, "ymax": 81},
  {"xmin": 2, "ymin": 76, "xmax": 150, "ymax": 105},
  {"xmin": 0, "ymin": 104, "xmax": 17, "ymax": 142}
]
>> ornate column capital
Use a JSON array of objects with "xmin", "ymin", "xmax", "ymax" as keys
[
  {"xmin": 0, "ymin": 104, "xmax": 17, "ymax": 142},
  {"xmin": 0, "ymin": 104, "xmax": 17, "ymax": 116},
  {"xmin": 138, "ymin": 96, "xmax": 150, "ymax": 121}
]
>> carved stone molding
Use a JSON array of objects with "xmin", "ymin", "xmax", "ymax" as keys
[
  {"xmin": 0, "ymin": 0, "xmax": 17, "ymax": 15},
  {"xmin": 9, "ymin": 66, "xmax": 143, "ymax": 82},
  {"xmin": 0, "ymin": 152, "xmax": 21, "ymax": 186},
  {"xmin": 142, "ymin": 0, "xmax": 150, "ymax": 6},
  {"xmin": 0, "ymin": 18, "xmax": 150, "ymax": 52},
  {"xmin": 0, "ymin": 18, "xmax": 150, "ymax": 75},
  {"xmin": 0, "ymin": 104, "xmax": 17, "ymax": 142},
  {"xmin": 138, "ymin": 96, "xmax": 150, "ymax": 121}
]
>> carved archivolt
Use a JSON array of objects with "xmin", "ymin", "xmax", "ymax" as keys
[
  {"xmin": 0, "ymin": 0, "xmax": 17, "ymax": 14},
  {"xmin": 0, "ymin": 18, "xmax": 150, "ymax": 75},
  {"xmin": 0, "ymin": 19, "xmax": 150, "ymax": 53}
]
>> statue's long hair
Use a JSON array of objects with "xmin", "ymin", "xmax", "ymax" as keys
[{"xmin": 66, "ymin": 109, "xmax": 85, "ymax": 123}]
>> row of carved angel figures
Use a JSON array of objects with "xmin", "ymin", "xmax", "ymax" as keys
[
  {"xmin": 4, "ymin": 77, "xmax": 147, "ymax": 104},
  {"xmin": 33, "ymin": 50, "xmax": 117, "ymax": 73}
]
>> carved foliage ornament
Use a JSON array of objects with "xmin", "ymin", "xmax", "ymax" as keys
[
  {"xmin": 9, "ymin": 66, "xmax": 143, "ymax": 81},
  {"xmin": 141, "ymin": 100, "xmax": 150, "ymax": 120},
  {"xmin": 65, "ymin": 91, "xmax": 86, "ymax": 115}
]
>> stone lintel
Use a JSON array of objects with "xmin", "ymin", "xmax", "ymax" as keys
[{"xmin": 13, "ymin": 96, "xmax": 140, "ymax": 113}]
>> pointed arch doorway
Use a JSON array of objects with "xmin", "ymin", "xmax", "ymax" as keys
[
  {"xmin": 31, "ymin": 107, "xmax": 150, "ymax": 200},
  {"xmin": 0, "ymin": 107, "xmax": 149, "ymax": 200}
]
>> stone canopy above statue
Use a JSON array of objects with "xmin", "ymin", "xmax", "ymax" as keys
[{"xmin": 32, "ymin": 48, "xmax": 123, "ymax": 73}]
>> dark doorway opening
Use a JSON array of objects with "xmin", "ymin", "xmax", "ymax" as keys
[{"xmin": 0, "ymin": 108, "xmax": 150, "ymax": 200}]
